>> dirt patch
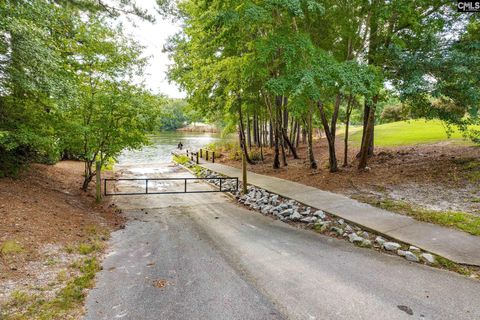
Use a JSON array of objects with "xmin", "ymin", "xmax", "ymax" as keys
[
  {"xmin": 218, "ymin": 138, "xmax": 480, "ymax": 216},
  {"xmin": 0, "ymin": 161, "xmax": 125, "ymax": 311}
]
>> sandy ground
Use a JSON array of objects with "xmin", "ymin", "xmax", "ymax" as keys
[
  {"xmin": 220, "ymin": 138, "xmax": 480, "ymax": 215},
  {"xmin": 0, "ymin": 161, "xmax": 124, "ymax": 305}
]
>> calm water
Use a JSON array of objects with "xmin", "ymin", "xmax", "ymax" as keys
[{"xmin": 116, "ymin": 131, "xmax": 228, "ymax": 166}]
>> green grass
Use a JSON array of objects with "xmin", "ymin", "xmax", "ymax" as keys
[
  {"xmin": 172, "ymin": 154, "xmax": 191, "ymax": 166},
  {"xmin": 349, "ymin": 119, "xmax": 479, "ymax": 147},
  {"xmin": 0, "ymin": 240, "xmax": 24, "ymax": 255},
  {"xmin": 355, "ymin": 196, "xmax": 480, "ymax": 236},
  {"xmin": 435, "ymin": 256, "xmax": 472, "ymax": 276}
]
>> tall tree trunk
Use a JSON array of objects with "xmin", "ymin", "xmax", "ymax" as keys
[
  {"xmin": 358, "ymin": 95, "xmax": 378, "ymax": 169},
  {"xmin": 357, "ymin": 4, "xmax": 379, "ymax": 160},
  {"xmin": 238, "ymin": 106, "xmax": 253, "ymax": 164},
  {"xmin": 277, "ymin": 96, "xmax": 287, "ymax": 166},
  {"xmin": 246, "ymin": 114, "xmax": 252, "ymax": 149},
  {"xmin": 301, "ymin": 127, "xmax": 307, "ymax": 144},
  {"xmin": 343, "ymin": 95, "xmax": 354, "ymax": 167},
  {"xmin": 306, "ymin": 108, "xmax": 317, "ymax": 169},
  {"xmin": 269, "ymin": 118, "xmax": 274, "ymax": 148},
  {"xmin": 295, "ymin": 122, "xmax": 300, "ymax": 148},
  {"xmin": 273, "ymin": 120, "xmax": 280, "ymax": 169},
  {"xmin": 291, "ymin": 120, "xmax": 297, "ymax": 147}
]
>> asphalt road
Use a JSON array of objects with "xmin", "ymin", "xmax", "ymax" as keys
[{"xmin": 84, "ymin": 165, "xmax": 480, "ymax": 320}]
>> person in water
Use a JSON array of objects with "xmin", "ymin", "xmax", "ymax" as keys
[{"xmin": 177, "ymin": 141, "xmax": 183, "ymax": 150}]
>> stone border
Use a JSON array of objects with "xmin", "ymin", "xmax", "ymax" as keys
[{"xmin": 196, "ymin": 167, "xmax": 437, "ymax": 265}]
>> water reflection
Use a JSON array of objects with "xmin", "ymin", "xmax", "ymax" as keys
[{"xmin": 116, "ymin": 131, "xmax": 230, "ymax": 166}]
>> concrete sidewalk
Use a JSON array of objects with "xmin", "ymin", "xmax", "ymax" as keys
[{"xmin": 201, "ymin": 162, "xmax": 480, "ymax": 266}]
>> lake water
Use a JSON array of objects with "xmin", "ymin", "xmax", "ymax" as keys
[{"xmin": 116, "ymin": 131, "xmax": 228, "ymax": 166}]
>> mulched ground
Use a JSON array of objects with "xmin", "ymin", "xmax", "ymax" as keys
[
  {"xmin": 219, "ymin": 137, "xmax": 480, "ymax": 215},
  {"xmin": 0, "ymin": 161, "xmax": 125, "ymax": 289}
]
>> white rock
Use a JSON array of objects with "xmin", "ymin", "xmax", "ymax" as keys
[
  {"xmin": 300, "ymin": 209, "xmax": 311, "ymax": 216},
  {"xmin": 289, "ymin": 211, "xmax": 302, "ymax": 221},
  {"xmin": 405, "ymin": 251, "xmax": 420, "ymax": 262},
  {"xmin": 261, "ymin": 205, "xmax": 272, "ymax": 215},
  {"xmin": 383, "ymin": 242, "xmax": 401, "ymax": 251},
  {"xmin": 337, "ymin": 219, "xmax": 345, "ymax": 225},
  {"xmin": 397, "ymin": 250, "xmax": 407, "ymax": 257},
  {"xmin": 348, "ymin": 233, "xmax": 364, "ymax": 244},
  {"xmin": 421, "ymin": 253, "xmax": 436, "ymax": 264},
  {"xmin": 344, "ymin": 224, "xmax": 353, "ymax": 233},
  {"xmin": 313, "ymin": 210, "xmax": 326, "ymax": 219},
  {"xmin": 409, "ymin": 246, "xmax": 421, "ymax": 253},
  {"xmin": 375, "ymin": 236, "xmax": 387, "ymax": 245},
  {"xmin": 300, "ymin": 216, "xmax": 318, "ymax": 223},
  {"xmin": 279, "ymin": 209, "xmax": 293, "ymax": 217}
]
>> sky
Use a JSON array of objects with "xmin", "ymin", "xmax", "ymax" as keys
[{"xmin": 117, "ymin": 0, "xmax": 185, "ymax": 98}]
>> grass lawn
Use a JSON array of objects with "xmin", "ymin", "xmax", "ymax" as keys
[{"xmin": 348, "ymin": 119, "xmax": 477, "ymax": 147}]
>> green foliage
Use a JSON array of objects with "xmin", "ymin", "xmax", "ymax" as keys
[
  {"xmin": 156, "ymin": 98, "xmax": 198, "ymax": 131},
  {"xmin": 0, "ymin": 1, "xmax": 159, "ymax": 188},
  {"xmin": 172, "ymin": 154, "xmax": 191, "ymax": 166},
  {"xmin": 164, "ymin": 0, "xmax": 476, "ymax": 171},
  {"xmin": 205, "ymin": 141, "xmax": 241, "ymax": 160}
]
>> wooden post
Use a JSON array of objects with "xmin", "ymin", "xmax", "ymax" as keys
[
  {"xmin": 95, "ymin": 161, "xmax": 102, "ymax": 203},
  {"xmin": 196, "ymin": 152, "xmax": 199, "ymax": 164},
  {"xmin": 212, "ymin": 151, "xmax": 215, "ymax": 163},
  {"xmin": 200, "ymin": 149, "xmax": 203, "ymax": 158},
  {"xmin": 206, "ymin": 150, "xmax": 209, "ymax": 161},
  {"xmin": 242, "ymin": 152, "xmax": 247, "ymax": 194}
]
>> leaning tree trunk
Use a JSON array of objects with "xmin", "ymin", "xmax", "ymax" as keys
[
  {"xmin": 317, "ymin": 97, "xmax": 340, "ymax": 173},
  {"xmin": 82, "ymin": 160, "xmax": 94, "ymax": 191}
]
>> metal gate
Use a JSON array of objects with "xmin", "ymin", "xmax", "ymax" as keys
[{"xmin": 104, "ymin": 177, "xmax": 238, "ymax": 196}]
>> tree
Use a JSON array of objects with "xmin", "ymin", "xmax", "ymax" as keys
[
  {"xmin": 0, "ymin": 1, "xmax": 75, "ymax": 175},
  {"xmin": 163, "ymin": 0, "xmax": 474, "ymax": 173},
  {"xmin": 1, "ymin": 0, "xmax": 160, "ymax": 191},
  {"xmin": 59, "ymin": 14, "xmax": 158, "ymax": 190}
]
